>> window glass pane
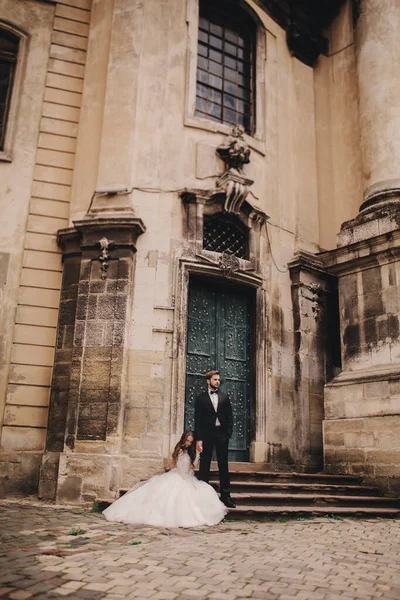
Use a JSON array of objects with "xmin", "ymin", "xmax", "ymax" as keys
[
  {"xmin": 223, "ymin": 107, "xmax": 237, "ymax": 124},
  {"xmin": 223, "ymin": 94, "xmax": 236, "ymax": 109},
  {"xmin": 224, "ymin": 81, "xmax": 238, "ymax": 97},
  {"xmin": 237, "ymin": 99, "xmax": 245, "ymax": 113},
  {"xmin": 238, "ymin": 73, "xmax": 250, "ymax": 87},
  {"xmin": 224, "ymin": 55, "xmax": 236, "ymax": 70},
  {"xmin": 198, "ymin": 43, "xmax": 208, "ymax": 57},
  {"xmin": 207, "ymin": 101, "xmax": 222, "ymax": 119},
  {"xmin": 224, "ymin": 66, "xmax": 237, "ymax": 83},
  {"xmin": 197, "ymin": 56, "xmax": 208, "ymax": 70},
  {"xmin": 0, "ymin": 31, "xmax": 19, "ymax": 55},
  {"xmin": 225, "ymin": 29, "xmax": 238, "ymax": 44},
  {"xmin": 209, "ymin": 35, "xmax": 222, "ymax": 50},
  {"xmin": 209, "ymin": 74, "xmax": 223, "ymax": 90},
  {"xmin": 196, "ymin": 97, "xmax": 207, "ymax": 112},
  {"xmin": 238, "ymin": 60, "xmax": 251, "ymax": 75},
  {"xmin": 237, "ymin": 86, "xmax": 248, "ymax": 100},
  {"xmin": 199, "ymin": 17, "xmax": 209, "ymax": 31},
  {"xmin": 209, "ymin": 61, "xmax": 222, "ymax": 77},
  {"xmin": 0, "ymin": 30, "xmax": 19, "ymax": 150},
  {"xmin": 208, "ymin": 89, "xmax": 221, "ymax": 104},
  {"xmin": 210, "ymin": 23, "xmax": 222, "ymax": 37},
  {"xmin": 196, "ymin": 83, "xmax": 207, "ymax": 99},
  {"xmin": 198, "ymin": 29, "xmax": 209, "ymax": 44},
  {"xmin": 197, "ymin": 69, "xmax": 209, "ymax": 85},
  {"xmin": 224, "ymin": 42, "xmax": 237, "ymax": 57},
  {"xmin": 209, "ymin": 49, "xmax": 222, "ymax": 63}
]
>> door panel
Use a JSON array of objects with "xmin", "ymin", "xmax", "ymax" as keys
[{"xmin": 185, "ymin": 278, "xmax": 252, "ymax": 461}]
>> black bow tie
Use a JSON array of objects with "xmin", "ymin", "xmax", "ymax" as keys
[{"xmin": 210, "ymin": 390, "xmax": 218, "ymax": 394}]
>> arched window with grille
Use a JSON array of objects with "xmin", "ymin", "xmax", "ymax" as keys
[
  {"xmin": 196, "ymin": 0, "xmax": 256, "ymax": 135},
  {"xmin": 0, "ymin": 28, "xmax": 19, "ymax": 151}
]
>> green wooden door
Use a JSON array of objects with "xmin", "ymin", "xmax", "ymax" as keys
[{"xmin": 184, "ymin": 278, "xmax": 253, "ymax": 461}]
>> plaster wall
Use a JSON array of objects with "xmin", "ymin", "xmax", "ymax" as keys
[
  {"xmin": 61, "ymin": 0, "xmax": 356, "ymax": 498},
  {"xmin": 314, "ymin": 1, "xmax": 363, "ymax": 250}
]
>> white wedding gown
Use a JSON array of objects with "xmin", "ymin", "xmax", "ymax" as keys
[{"xmin": 103, "ymin": 451, "xmax": 228, "ymax": 528}]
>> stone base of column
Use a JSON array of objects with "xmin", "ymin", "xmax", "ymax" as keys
[
  {"xmin": 323, "ymin": 366, "xmax": 400, "ymax": 496},
  {"xmin": 321, "ymin": 228, "xmax": 400, "ymax": 495},
  {"xmin": 338, "ymin": 197, "xmax": 400, "ymax": 247}
]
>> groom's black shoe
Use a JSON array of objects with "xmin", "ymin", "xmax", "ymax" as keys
[{"xmin": 221, "ymin": 496, "xmax": 236, "ymax": 508}]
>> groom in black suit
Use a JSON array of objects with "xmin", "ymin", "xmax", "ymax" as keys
[{"xmin": 194, "ymin": 370, "xmax": 236, "ymax": 508}]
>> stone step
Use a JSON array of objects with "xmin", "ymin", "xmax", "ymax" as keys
[
  {"xmin": 208, "ymin": 470, "xmax": 362, "ymax": 485},
  {"xmin": 230, "ymin": 492, "xmax": 400, "ymax": 508},
  {"xmin": 209, "ymin": 481, "xmax": 381, "ymax": 496},
  {"xmin": 226, "ymin": 505, "xmax": 400, "ymax": 519}
]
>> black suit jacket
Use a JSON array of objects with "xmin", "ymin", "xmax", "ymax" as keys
[{"xmin": 194, "ymin": 390, "xmax": 233, "ymax": 441}]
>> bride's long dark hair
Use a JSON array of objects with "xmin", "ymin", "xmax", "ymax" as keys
[{"xmin": 172, "ymin": 429, "xmax": 196, "ymax": 466}]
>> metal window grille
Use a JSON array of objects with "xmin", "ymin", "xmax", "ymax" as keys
[
  {"xmin": 195, "ymin": 0, "xmax": 255, "ymax": 134},
  {"xmin": 0, "ymin": 30, "xmax": 19, "ymax": 151},
  {"xmin": 203, "ymin": 215, "xmax": 248, "ymax": 259}
]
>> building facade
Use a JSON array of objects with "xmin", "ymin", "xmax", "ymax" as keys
[{"xmin": 0, "ymin": 0, "xmax": 399, "ymax": 503}]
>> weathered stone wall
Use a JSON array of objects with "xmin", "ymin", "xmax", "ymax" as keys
[{"xmin": 322, "ymin": 230, "xmax": 400, "ymax": 494}]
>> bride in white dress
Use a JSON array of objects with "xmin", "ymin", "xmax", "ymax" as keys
[{"xmin": 103, "ymin": 430, "xmax": 228, "ymax": 528}]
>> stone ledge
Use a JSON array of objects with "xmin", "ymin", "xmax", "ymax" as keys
[{"xmin": 326, "ymin": 363, "xmax": 400, "ymax": 387}]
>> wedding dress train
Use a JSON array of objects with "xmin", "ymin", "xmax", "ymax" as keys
[{"xmin": 103, "ymin": 451, "xmax": 228, "ymax": 528}]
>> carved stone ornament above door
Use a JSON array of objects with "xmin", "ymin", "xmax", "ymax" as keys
[{"xmin": 180, "ymin": 126, "xmax": 269, "ymax": 282}]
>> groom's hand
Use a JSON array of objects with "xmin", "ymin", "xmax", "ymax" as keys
[{"xmin": 196, "ymin": 441, "xmax": 203, "ymax": 453}]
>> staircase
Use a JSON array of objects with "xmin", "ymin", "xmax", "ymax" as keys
[
  {"xmin": 208, "ymin": 465, "xmax": 400, "ymax": 519},
  {"xmin": 97, "ymin": 463, "xmax": 400, "ymax": 519}
]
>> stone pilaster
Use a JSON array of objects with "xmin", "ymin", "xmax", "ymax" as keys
[
  {"xmin": 39, "ymin": 215, "xmax": 145, "ymax": 503},
  {"xmin": 288, "ymin": 251, "xmax": 339, "ymax": 470}
]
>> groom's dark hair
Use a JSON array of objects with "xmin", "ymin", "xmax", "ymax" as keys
[{"xmin": 205, "ymin": 369, "xmax": 220, "ymax": 381}]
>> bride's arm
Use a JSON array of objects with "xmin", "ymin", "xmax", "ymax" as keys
[{"xmin": 193, "ymin": 451, "xmax": 200, "ymax": 470}]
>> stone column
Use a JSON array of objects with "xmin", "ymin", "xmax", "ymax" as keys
[
  {"xmin": 356, "ymin": 0, "xmax": 400, "ymax": 213},
  {"xmin": 39, "ymin": 215, "xmax": 145, "ymax": 503}
]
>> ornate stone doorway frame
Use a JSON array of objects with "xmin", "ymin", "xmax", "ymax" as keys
[{"xmin": 169, "ymin": 180, "xmax": 270, "ymax": 463}]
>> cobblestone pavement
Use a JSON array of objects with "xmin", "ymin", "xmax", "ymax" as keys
[{"xmin": 1, "ymin": 498, "xmax": 400, "ymax": 600}]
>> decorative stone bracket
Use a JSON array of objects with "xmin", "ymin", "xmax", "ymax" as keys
[{"xmin": 98, "ymin": 236, "xmax": 115, "ymax": 279}]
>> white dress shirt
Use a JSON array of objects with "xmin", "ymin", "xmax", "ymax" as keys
[{"xmin": 209, "ymin": 390, "xmax": 221, "ymax": 426}]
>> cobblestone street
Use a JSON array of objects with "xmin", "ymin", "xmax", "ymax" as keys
[{"xmin": 1, "ymin": 498, "xmax": 400, "ymax": 600}]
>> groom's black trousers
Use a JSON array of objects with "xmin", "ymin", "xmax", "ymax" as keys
[{"xmin": 198, "ymin": 426, "xmax": 231, "ymax": 497}]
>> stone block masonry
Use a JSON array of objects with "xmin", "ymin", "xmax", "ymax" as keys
[{"xmin": 39, "ymin": 216, "xmax": 145, "ymax": 503}]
